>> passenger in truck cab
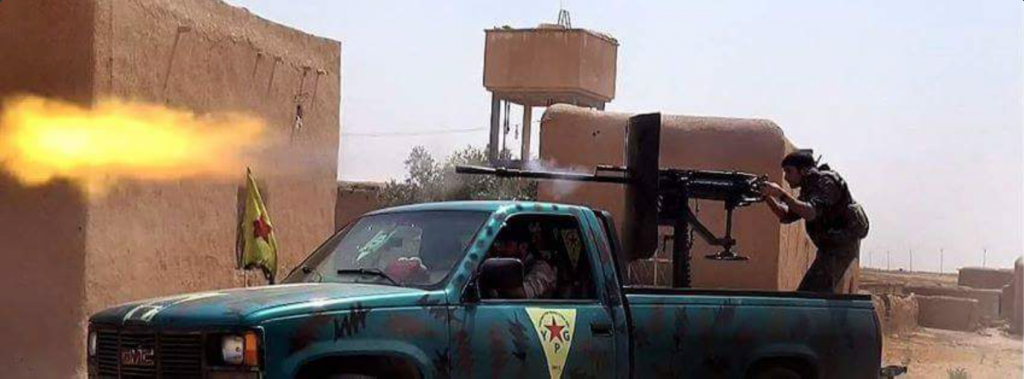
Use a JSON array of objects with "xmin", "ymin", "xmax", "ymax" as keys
[{"xmin": 486, "ymin": 222, "xmax": 558, "ymax": 299}]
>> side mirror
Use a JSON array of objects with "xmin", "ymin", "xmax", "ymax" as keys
[{"xmin": 476, "ymin": 258, "xmax": 524, "ymax": 297}]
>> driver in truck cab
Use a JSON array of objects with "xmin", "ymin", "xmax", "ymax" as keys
[{"xmin": 487, "ymin": 222, "xmax": 558, "ymax": 299}]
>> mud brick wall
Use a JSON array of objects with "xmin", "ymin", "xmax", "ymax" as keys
[
  {"xmin": 537, "ymin": 104, "xmax": 852, "ymax": 291},
  {"xmin": 958, "ymin": 267, "xmax": 1015, "ymax": 290},
  {"xmin": 905, "ymin": 285, "xmax": 1002, "ymax": 324},
  {"xmin": 0, "ymin": 1, "xmax": 340, "ymax": 377},
  {"xmin": 917, "ymin": 295, "xmax": 980, "ymax": 331},
  {"xmin": 0, "ymin": 1, "xmax": 99, "ymax": 377},
  {"xmin": 335, "ymin": 181, "xmax": 383, "ymax": 230}
]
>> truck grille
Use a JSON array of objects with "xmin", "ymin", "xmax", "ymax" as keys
[{"xmin": 95, "ymin": 330, "xmax": 203, "ymax": 378}]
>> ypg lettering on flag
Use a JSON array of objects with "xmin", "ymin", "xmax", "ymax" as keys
[{"xmin": 526, "ymin": 308, "xmax": 577, "ymax": 379}]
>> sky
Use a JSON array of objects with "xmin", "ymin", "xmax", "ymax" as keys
[{"xmin": 224, "ymin": 0, "xmax": 1022, "ymax": 271}]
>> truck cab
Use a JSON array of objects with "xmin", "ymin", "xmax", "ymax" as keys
[{"xmin": 87, "ymin": 201, "xmax": 881, "ymax": 378}]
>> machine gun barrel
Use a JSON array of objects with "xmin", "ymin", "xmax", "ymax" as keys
[
  {"xmin": 455, "ymin": 165, "xmax": 629, "ymax": 184},
  {"xmin": 457, "ymin": 165, "xmax": 766, "ymax": 205}
]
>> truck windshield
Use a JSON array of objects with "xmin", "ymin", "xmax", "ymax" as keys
[{"xmin": 284, "ymin": 210, "xmax": 489, "ymax": 287}]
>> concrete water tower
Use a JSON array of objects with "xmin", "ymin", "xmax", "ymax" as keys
[{"xmin": 482, "ymin": 14, "xmax": 618, "ymax": 165}]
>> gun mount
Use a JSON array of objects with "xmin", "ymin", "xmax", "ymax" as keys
[{"xmin": 457, "ymin": 113, "xmax": 767, "ymax": 288}]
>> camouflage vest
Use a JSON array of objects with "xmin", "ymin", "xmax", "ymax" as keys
[{"xmin": 804, "ymin": 167, "xmax": 870, "ymax": 247}]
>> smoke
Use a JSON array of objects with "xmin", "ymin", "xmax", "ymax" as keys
[
  {"xmin": 0, "ymin": 95, "xmax": 268, "ymax": 196},
  {"xmin": 524, "ymin": 158, "xmax": 585, "ymax": 199}
]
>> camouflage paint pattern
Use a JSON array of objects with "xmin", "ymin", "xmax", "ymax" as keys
[{"xmin": 627, "ymin": 293, "xmax": 880, "ymax": 378}]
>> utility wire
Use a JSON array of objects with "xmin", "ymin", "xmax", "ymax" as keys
[{"xmin": 342, "ymin": 127, "xmax": 487, "ymax": 137}]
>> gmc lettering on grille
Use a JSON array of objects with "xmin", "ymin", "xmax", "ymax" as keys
[{"xmin": 120, "ymin": 347, "xmax": 155, "ymax": 367}]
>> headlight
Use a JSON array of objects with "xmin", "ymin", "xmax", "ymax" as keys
[
  {"xmin": 88, "ymin": 331, "xmax": 97, "ymax": 357},
  {"xmin": 220, "ymin": 331, "xmax": 259, "ymax": 367},
  {"xmin": 221, "ymin": 335, "xmax": 245, "ymax": 365}
]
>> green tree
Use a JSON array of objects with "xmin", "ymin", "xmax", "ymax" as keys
[{"xmin": 378, "ymin": 145, "xmax": 537, "ymax": 207}]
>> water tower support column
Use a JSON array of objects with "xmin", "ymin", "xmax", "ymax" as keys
[
  {"xmin": 489, "ymin": 93, "xmax": 501, "ymax": 163},
  {"xmin": 521, "ymin": 105, "xmax": 533, "ymax": 160}
]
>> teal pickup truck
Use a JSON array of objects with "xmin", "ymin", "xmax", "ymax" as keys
[{"xmin": 87, "ymin": 201, "xmax": 882, "ymax": 378}]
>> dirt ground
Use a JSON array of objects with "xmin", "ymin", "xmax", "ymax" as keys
[
  {"xmin": 863, "ymin": 268, "xmax": 1022, "ymax": 378},
  {"xmin": 884, "ymin": 327, "xmax": 1022, "ymax": 378},
  {"xmin": 861, "ymin": 268, "xmax": 960, "ymax": 288}
]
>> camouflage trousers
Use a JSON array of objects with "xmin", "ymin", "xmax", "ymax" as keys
[{"xmin": 798, "ymin": 241, "xmax": 860, "ymax": 294}]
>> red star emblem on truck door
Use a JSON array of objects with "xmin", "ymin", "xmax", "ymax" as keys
[
  {"xmin": 545, "ymin": 318, "xmax": 565, "ymax": 342},
  {"xmin": 253, "ymin": 214, "xmax": 272, "ymax": 242}
]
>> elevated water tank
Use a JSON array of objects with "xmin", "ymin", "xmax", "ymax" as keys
[
  {"xmin": 483, "ymin": 25, "xmax": 618, "ymax": 164},
  {"xmin": 484, "ymin": 26, "xmax": 618, "ymax": 108}
]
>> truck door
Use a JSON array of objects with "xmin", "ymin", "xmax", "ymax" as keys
[{"xmin": 451, "ymin": 213, "xmax": 617, "ymax": 379}]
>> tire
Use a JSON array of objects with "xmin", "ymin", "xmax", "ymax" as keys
[{"xmin": 752, "ymin": 366, "xmax": 803, "ymax": 379}]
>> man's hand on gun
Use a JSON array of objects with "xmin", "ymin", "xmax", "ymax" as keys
[{"xmin": 758, "ymin": 181, "xmax": 786, "ymax": 198}]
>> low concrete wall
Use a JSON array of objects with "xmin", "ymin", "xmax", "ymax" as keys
[
  {"xmin": 904, "ymin": 285, "xmax": 1001, "ymax": 323},
  {"xmin": 873, "ymin": 293, "xmax": 919, "ymax": 336},
  {"xmin": 917, "ymin": 295, "xmax": 979, "ymax": 331},
  {"xmin": 958, "ymin": 267, "xmax": 1014, "ymax": 289},
  {"xmin": 1000, "ymin": 284, "xmax": 1014, "ymax": 319}
]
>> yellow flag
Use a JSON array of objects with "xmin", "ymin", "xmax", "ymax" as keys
[{"xmin": 240, "ymin": 168, "xmax": 278, "ymax": 283}]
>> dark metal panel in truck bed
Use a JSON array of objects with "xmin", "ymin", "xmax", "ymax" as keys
[{"xmin": 625, "ymin": 287, "xmax": 881, "ymax": 378}]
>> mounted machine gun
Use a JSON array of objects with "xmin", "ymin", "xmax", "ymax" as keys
[{"xmin": 457, "ymin": 113, "xmax": 767, "ymax": 288}]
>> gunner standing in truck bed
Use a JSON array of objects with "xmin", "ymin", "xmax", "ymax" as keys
[{"xmin": 759, "ymin": 149, "xmax": 870, "ymax": 293}]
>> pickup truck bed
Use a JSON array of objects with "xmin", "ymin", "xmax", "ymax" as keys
[{"xmin": 626, "ymin": 287, "xmax": 880, "ymax": 378}]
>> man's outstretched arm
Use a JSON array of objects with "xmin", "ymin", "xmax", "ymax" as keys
[
  {"xmin": 777, "ymin": 190, "xmax": 819, "ymax": 221},
  {"xmin": 765, "ymin": 195, "xmax": 801, "ymax": 223},
  {"xmin": 761, "ymin": 182, "xmax": 817, "ymax": 222}
]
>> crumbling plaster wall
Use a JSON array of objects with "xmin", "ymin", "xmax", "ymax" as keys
[
  {"xmin": 537, "ymin": 104, "xmax": 829, "ymax": 290},
  {"xmin": 873, "ymin": 293, "xmax": 919, "ymax": 336}
]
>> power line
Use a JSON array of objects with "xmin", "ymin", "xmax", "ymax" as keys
[{"xmin": 342, "ymin": 127, "xmax": 487, "ymax": 137}]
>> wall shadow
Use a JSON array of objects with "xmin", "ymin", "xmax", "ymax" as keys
[{"xmin": 0, "ymin": 172, "xmax": 88, "ymax": 378}]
